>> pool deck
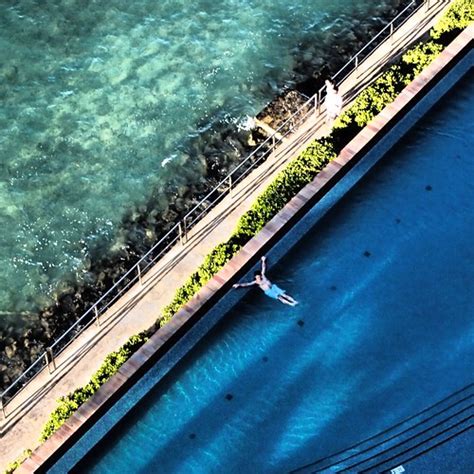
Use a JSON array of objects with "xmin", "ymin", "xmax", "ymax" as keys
[{"xmin": 0, "ymin": 1, "xmax": 456, "ymax": 470}]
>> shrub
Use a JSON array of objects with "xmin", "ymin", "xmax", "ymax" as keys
[
  {"xmin": 40, "ymin": 333, "xmax": 148, "ymax": 441},
  {"xmin": 430, "ymin": 0, "xmax": 474, "ymax": 44},
  {"xmin": 160, "ymin": 140, "xmax": 336, "ymax": 324},
  {"xmin": 235, "ymin": 140, "xmax": 335, "ymax": 236},
  {"xmin": 198, "ymin": 241, "xmax": 241, "ymax": 282},
  {"xmin": 159, "ymin": 234, "xmax": 249, "ymax": 326},
  {"xmin": 4, "ymin": 450, "xmax": 32, "ymax": 474},
  {"xmin": 157, "ymin": 0, "xmax": 474, "ymax": 327},
  {"xmin": 401, "ymin": 40, "xmax": 444, "ymax": 81},
  {"xmin": 332, "ymin": 38, "xmax": 442, "ymax": 149},
  {"xmin": 334, "ymin": 65, "xmax": 405, "ymax": 131}
]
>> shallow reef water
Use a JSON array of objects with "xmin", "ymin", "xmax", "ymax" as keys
[{"xmin": 0, "ymin": 0, "xmax": 409, "ymax": 383}]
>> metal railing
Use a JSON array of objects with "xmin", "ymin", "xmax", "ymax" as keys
[
  {"xmin": 0, "ymin": 0, "xmax": 435, "ymax": 418},
  {"xmin": 331, "ymin": 0, "xmax": 421, "ymax": 85}
]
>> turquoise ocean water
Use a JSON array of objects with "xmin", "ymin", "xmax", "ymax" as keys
[{"xmin": 1, "ymin": 0, "xmax": 399, "ymax": 322}]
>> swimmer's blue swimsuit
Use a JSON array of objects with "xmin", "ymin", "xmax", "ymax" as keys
[{"xmin": 264, "ymin": 284, "xmax": 284, "ymax": 299}]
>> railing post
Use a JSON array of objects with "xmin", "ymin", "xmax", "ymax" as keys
[
  {"xmin": 390, "ymin": 22, "xmax": 394, "ymax": 44},
  {"xmin": 178, "ymin": 220, "xmax": 188, "ymax": 245},
  {"xmin": 272, "ymin": 134, "xmax": 276, "ymax": 150},
  {"xmin": 314, "ymin": 94, "xmax": 318, "ymax": 117},
  {"xmin": 228, "ymin": 175, "xmax": 233, "ymax": 197},
  {"xmin": 137, "ymin": 263, "xmax": 143, "ymax": 286},
  {"xmin": 46, "ymin": 347, "xmax": 56, "ymax": 374},
  {"xmin": 425, "ymin": 0, "xmax": 430, "ymax": 12},
  {"xmin": 355, "ymin": 55, "xmax": 359, "ymax": 72},
  {"xmin": 0, "ymin": 395, "xmax": 6, "ymax": 420},
  {"xmin": 94, "ymin": 305, "xmax": 101, "ymax": 326},
  {"xmin": 317, "ymin": 88, "xmax": 323, "ymax": 113},
  {"xmin": 178, "ymin": 222, "xmax": 184, "ymax": 245}
]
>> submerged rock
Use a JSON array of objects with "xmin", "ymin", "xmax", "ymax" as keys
[
  {"xmin": 3, "ymin": 64, "xmax": 19, "ymax": 84},
  {"xmin": 0, "ymin": 0, "xmax": 416, "ymax": 393},
  {"xmin": 5, "ymin": 344, "xmax": 16, "ymax": 359}
]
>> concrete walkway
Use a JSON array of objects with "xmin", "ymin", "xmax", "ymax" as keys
[{"xmin": 0, "ymin": 1, "xmax": 451, "ymax": 468}]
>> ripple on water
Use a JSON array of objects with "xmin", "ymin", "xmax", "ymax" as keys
[{"xmin": 0, "ymin": 0, "xmax": 407, "ymax": 319}]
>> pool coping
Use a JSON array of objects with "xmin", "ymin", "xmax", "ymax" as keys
[{"xmin": 18, "ymin": 24, "xmax": 473, "ymax": 473}]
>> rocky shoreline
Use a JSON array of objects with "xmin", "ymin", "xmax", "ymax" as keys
[{"xmin": 0, "ymin": 0, "xmax": 415, "ymax": 396}]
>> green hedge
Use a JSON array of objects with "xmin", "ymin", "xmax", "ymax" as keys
[
  {"xmin": 159, "ymin": 0, "xmax": 473, "ymax": 326},
  {"xmin": 401, "ymin": 40, "xmax": 444, "ymax": 79},
  {"xmin": 331, "ymin": 40, "xmax": 444, "ymax": 148},
  {"xmin": 40, "ymin": 332, "xmax": 148, "ymax": 441},
  {"xmin": 234, "ymin": 140, "xmax": 335, "ymax": 239},
  {"xmin": 430, "ymin": 0, "xmax": 474, "ymax": 42},
  {"xmin": 160, "ymin": 140, "xmax": 336, "ymax": 325},
  {"xmin": 4, "ymin": 450, "xmax": 32, "ymax": 474}
]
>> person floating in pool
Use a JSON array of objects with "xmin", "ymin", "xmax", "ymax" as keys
[{"xmin": 232, "ymin": 256, "xmax": 298, "ymax": 306}]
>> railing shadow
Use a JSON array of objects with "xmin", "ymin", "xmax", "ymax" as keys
[
  {"xmin": 0, "ymin": 114, "xmax": 325, "ymax": 436},
  {"xmin": 0, "ymin": 0, "xmax": 450, "ymax": 432}
]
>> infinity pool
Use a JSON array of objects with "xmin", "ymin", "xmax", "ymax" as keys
[{"xmin": 74, "ymin": 71, "xmax": 474, "ymax": 473}]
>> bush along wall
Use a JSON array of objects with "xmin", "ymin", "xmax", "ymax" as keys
[
  {"xmin": 430, "ymin": 0, "xmax": 474, "ymax": 43},
  {"xmin": 39, "ymin": 332, "xmax": 148, "ymax": 442},
  {"xmin": 4, "ymin": 450, "xmax": 32, "ymax": 474},
  {"xmin": 9, "ymin": 1, "xmax": 473, "ymax": 472},
  {"xmin": 159, "ymin": 139, "xmax": 337, "ymax": 325},
  {"xmin": 160, "ymin": 0, "xmax": 473, "ymax": 326}
]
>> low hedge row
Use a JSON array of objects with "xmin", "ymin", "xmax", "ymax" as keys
[
  {"xmin": 160, "ymin": 139, "xmax": 336, "ymax": 324},
  {"xmin": 5, "ymin": 450, "xmax": 32, "ymax": 474},
  {"xmin": 40, "ymin": 332, "xmax": 148, "ymax": 441},
  {"xmin": 160, "ymin": 0, "xmax": 472, "ymax": 326},
  {"xmin": 329, "ymin": 40, "xmax": 444, "ymax": 150},
  {"xmin": 8, "ymin": 2, "xmax": 472, "ymax": 472},
  {"xmin": 430, "ymin": 0, "xmax": 473, "ymax": 41}
]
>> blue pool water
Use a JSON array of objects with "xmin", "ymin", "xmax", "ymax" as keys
[
  {"xmin": 78, "ymin": 72, "xmax": 474, "ymax": 473},
  {"xmin": 0, "ymin": 0, "xmax": 395, "ymax": 321}
]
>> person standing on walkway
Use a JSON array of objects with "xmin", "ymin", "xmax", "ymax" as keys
[
  {"xmin": 325, "ymin": 80, "xmax": 343, "ymax": 125},
  {"xmin": 233, "ymin": 256, "xmax": 298, "ymax": 306}
]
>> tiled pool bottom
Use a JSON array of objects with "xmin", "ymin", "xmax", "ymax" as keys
[{"xmin": 64, "ymin": 67, "xmax": 474, "ymax": 473}]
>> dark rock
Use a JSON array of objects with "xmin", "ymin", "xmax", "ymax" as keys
[
  {"xmin": 257, "ymin": 90, "xmax": 309, "ymax": 132},
  {"xmin": 5, "ymin": 343, "xmax": 18, "ymax": 359},
  {"xmin": 3, "ymin": 65, "xmax": 19, "ymax": 83},
  {"xmin": 174, "ymin": 198, "xmax": 186, "ymax": 212},
  {"xmin": 0, "ymin": 1, "xmax": 415, "ymax": 393}
]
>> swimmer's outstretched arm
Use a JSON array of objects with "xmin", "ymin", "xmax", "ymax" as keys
[
  {"xmin": 260, "ymin": 255, "xmax": 267, "ymax": 277},
  {"xmin": 232, "ymin": 280, "xmax": 257, "ymax": 289}
]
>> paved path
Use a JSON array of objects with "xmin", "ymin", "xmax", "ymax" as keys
[{"xmin": 0, "ymin": 1, "xmax": 451, "ymax": 468}]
